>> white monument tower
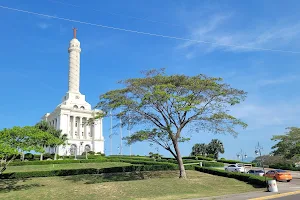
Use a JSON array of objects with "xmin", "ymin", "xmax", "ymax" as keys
[{"xmin": 42, "ymin": 29, "xmax": 104, "ymax": 156}]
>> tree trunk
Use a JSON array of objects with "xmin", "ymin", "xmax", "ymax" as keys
[
  {"xmin": 54, "ymin": 146, "xmax": 57, "ymax": 160},
  {"xmin": 21, "ymin": 152, "xmax": 25, "ymax": 161},
  {"xmin": 173, "ymin": 139, "xmax": 187, "ymax": 179},
  {"xmin": 40, "ymin": 153, "xmax": 43, "ymax": 161},
  {"xmin": 0, "ymin": 155, "xmax": 15, "ymax": 174}
]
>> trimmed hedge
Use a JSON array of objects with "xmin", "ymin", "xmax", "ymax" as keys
[
  {"xmin": 183, "ymin": 156, "xmax": 214, "ymax": 161},
  {"xmin": 195, "ymin": 166, "xmax": 270, "ymax": 187},
  {"xmin": 9, "ymin": 158, "xmax": 109, "ymax": 166},
  {"xmin": 0, "ymin": 164, "xmax": 180, "ymax": 179},
  {"xmin": 161, "ymin": 159, "xmax": 224, "ymax": 167},
  {"xmin": 217, "ymin": 159, "xmax": 254, "ymax": 165}
]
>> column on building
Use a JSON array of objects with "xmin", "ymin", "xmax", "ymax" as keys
[
  {"xmin": 86, "ymin": 118, "xmax": 91, "ymax": 139},
  {"xmin": 75, "ymin": 116, "xmax": 79, "ymax": 138},
  {"xmin": 57, "ymin": 117, "xmax": 60, "ymax": 131},
  {"xmin": 93, "ymin": 119, "xmax": 101, "ymax": 140},
  {"xmin": 71, "ymin": 116, "xmax": 75, "ymax": 138},
  {"xmin": 82, "ymin": 117, "xmax": 87, "ymax": 139},
  {"xmin": 78, "ymin": 117, "xmax": 82, "ymax": 139}
]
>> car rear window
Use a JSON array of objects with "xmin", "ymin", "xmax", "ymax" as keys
[
  {"xmin": 275, "ymin": 169, "xmax": 286, "ymax": 172},
  {"xmin": 255, "ymin": 170, "xmax": 264, "ymax": 173}
]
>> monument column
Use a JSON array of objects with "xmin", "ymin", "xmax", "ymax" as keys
[{"xmin": 68, "ymin": 28, "xmax": 81, "ymax": 94}]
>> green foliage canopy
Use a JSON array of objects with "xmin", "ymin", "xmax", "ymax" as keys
[
  {"xmin": 95, "ymin": 69, "xmax": 247, "ymax": 177},
  {"xmin": 271, "ymin": 127, "xmax": 300, "ymax": 159},
  {"xmin": 191, "ymin": 143, "xmax": 207, "ymax": 156},
  {"xmin": 0, "ymin": 126, "xmax": 60, "ymax": 158}
]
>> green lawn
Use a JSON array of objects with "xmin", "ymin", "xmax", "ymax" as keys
[
  {"xmin": 0, "ymin": 170, "xmax": 261, "ymax": 200},
  {"xmin": 4, "ymin": 162, "xmax": 131, "ymax": 173}
]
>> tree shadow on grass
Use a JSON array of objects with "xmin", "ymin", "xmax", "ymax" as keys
[
  {"xmin": 63, "ymin": 171, "xmax": 146, "ymax": 184},
  {"xmin": 0, "ymin": 179, "xmax": 44, "ymax": 193}
]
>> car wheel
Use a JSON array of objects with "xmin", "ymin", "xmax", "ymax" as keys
[{"xmin": 287, "ymin": 180, "xmax": 291, "ymax": 182}]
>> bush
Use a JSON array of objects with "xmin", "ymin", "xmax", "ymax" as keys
[
  {"xmin": 269, "ymin": 163, "xmax": 300, "ymax": 171},
  {"xmin": 183, "ymin": 156, "xmax": 214, "ymax": 161},
  {"xmin": 195, "ymin": 166, "xmax": 270, "ymax": 187},
  {"xmin": 156, "ymin": 158, "xmax": 223, "ymax": 167},
  {"xmin": 9, "ymin": 158, "xmax": 109, "ymax": 166},
  {"xmin": 0, "ymin": 164, "xmax": 180, "ymax": 179},
  {"xmin": 24, "ymin": 153, "xmax": 34, "ymax": 161},
  {"xmin": 43, "ymin": 153, "xmax": 54, "ymax": 160},
  {"xmin": 217, "ymin": 159, "xmax": 253, "ymax": 165}
]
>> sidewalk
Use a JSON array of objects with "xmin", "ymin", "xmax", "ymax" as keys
[
  {"xmin": 186, "ymin": 180, "xmax": 300, "ymax": 200},
  {"xmin": 186, "ymin": 190, "xmax": 300, "ymax": 200}
]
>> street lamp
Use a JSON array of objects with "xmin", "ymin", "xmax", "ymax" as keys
[
  {"xmin": 255, "ymin": 142, "xmax": 267, "ymax": 189},
  {"xmin": 237, "ymin": 149, "xmax": 247, "ymax": 161}
]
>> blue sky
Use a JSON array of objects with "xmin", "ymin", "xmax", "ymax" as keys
[{"xmin": 1, "ymin": 0, "xmax": 300, "ymax": 160}]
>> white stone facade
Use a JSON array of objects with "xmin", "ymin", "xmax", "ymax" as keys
[{"xmin": 41, "ymin": 30, "xmax": 104, "ymax": 156}]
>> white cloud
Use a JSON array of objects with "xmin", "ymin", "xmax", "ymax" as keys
[
  {"xmin": 177, "ymin": 13, "xmax": 300, "ymax": 56},
  {"xmin": 230, "ymin": 102, "xmax": 300, "ymax": 130},
  {"xmin": 257, "ymin": 75, "xmax": 299, "ymax": 86},
  {"xmin": 37, "ymin": 23, "xmax": 51, "ymax": 30}
]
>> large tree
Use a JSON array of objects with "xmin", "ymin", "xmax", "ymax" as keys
[
  {"xmin": 206, "ymin": 139, "xmax": 225, "ymax": 159},
  {"xmin": 271, "ymin": 127, "xmax": 300, "ymax": 159},
  {"xmin": 0, "ymin": 126, "xmax": 60, "ymax": 174},
  {"xmin": 95, "ymin": 69, "xmax": 247, "ymax": 178},
  {"xmin": 191, "ymin": 143, "xmax": 207, "ymax": 156}
]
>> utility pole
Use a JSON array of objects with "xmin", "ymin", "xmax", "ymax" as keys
[
  {"xmin": 128, "ymin": 113, "xmax": 132, "ymax": 156},
  {"xmin": 119, "ymin": 111, "xmax": 123, "ymax": 155},
  {"xmin": 255, "ymin": 142, "xmax": 267, "ymax": 189},
  {"xmin": 110, "ymin": 110, "xmax": 113, "ymax": 156}
]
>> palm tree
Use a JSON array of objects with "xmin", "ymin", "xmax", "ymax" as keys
[
  {"xmin": 191, "ymin": 143, "xmax": 207, "ymax": 156},
  {"xmin": 207, "ymin": 139, "xmax": 225, "ymax": 159}
]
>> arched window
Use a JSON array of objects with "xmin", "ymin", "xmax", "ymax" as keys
[
  {"xmin": 73, "ymin": 105, "xmax": 78, "ymax": 109},
  {"xmin": 85, "ymin": 145, "xmax": 91, "ymax": 152},
  {"xmin": 70, "ymin": 144, "xmax": 77, "ymax": 155},
  {"xmin": 80, "ymin": 106, "xmax": 85, "ymax": 110}
]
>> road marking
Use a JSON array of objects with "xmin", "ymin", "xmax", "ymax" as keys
[{"xmin": 248, "ymin": 190, "xmax": 300, "ymax": 200}]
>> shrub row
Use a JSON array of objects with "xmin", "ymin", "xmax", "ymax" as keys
[
  {"xmin": 9, "ymin": 158, "xmax": 109, "ymax": 166},
  {"xmin": 160, "ymin": 159, "xmax": 224, "ymax": 167},
  {"xmin": 195, "ymin": 166, "xmax": 270, "ymax": 187},
  {"xmin": 1, "ymin": 164, "xmax": 181, "ymax": 179},
  {"xmin": 269, "ymin": 163, "xmax": 300, "ymax": 171},
  {"xmin": 216, "ymin": 159, "xmax": 254, "ymax": 165},
  {"xmin": 182, "ymin": 156, "xmax": 215, "ymax": 161}
]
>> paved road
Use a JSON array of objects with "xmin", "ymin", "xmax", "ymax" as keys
[{"xmin": 272, "ymin": 194, "xmax": 300, "ymax": 199}]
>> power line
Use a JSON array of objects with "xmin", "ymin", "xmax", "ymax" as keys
[
  {"xmin": 47, "ymin": 0, "xmax": 182, "ymax": 27},
  {"xmin": 1, "ymin": 5, "xmax": 300, "ymax": 54}
]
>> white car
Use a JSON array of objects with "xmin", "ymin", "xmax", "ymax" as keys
[
  {"xmin": 247, "ymin": 169, "xmax": 265, "ymax": 176},
  {"xmin": 224, "ymin": 164, "xmax": 246, "ymax": 173}
]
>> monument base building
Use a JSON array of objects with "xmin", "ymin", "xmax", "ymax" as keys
[{"xmin": 42, "ymin": 29, "xmax": 104, "ymax": 156}]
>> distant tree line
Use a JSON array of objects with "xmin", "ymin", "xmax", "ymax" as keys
[
  {"xmin": 0, "ymin": 121, "xmax": 67, "ymax": 174},
  {"xmin": 191, "ymin": 139, "xmax": 224, "ymax": 159}
]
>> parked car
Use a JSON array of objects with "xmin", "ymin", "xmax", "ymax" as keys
[
  {"xmin": 224, "ymin": 164, "xmax": 246, "ymax": 173},
  {"xmin": 264, "ymin": 169, "xmax": 292, "ymax": 182},
  {"xmin": 247, "ymin": 169, "xmax": 265, "ymax": 176}
]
